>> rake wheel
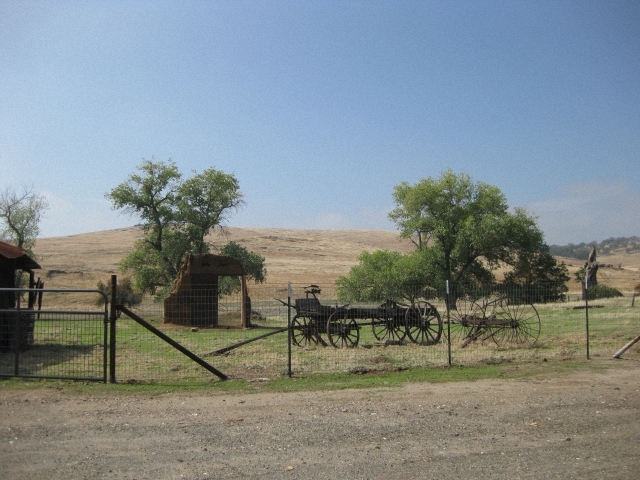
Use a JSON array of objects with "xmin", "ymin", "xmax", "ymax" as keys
[{"xmin": 405, "ymin": 301, "xmax": 442, "ymax": 345}]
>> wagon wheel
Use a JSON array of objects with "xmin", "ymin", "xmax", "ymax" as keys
[
  {"xmin": 447, "ymin": 297, "xmax": 484, "ymax": 346},
  {"xmin": 371, "ymin": 315, "xmax": 406, "ymax": 342},
  {"xmin": 326, "ymin": 313, "xmax": 360, "ymax": 348},
  {"xmin": 290, "ymin": 315, "xmax": 320, "ymax": 347},
  {"xmin": 405, "ymin": 301, "xmax": 442, "ymax": 345},
  {"xmin": 489, "ymin": 300, "xmax": 541, "ymax": 347}
]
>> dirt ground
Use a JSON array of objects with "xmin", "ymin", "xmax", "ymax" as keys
[{"xmin": 1, "ymin": 359, "xmax": 639, "ymax": 479}]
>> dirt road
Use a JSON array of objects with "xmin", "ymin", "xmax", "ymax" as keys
[{"xmin": 1, "ymin": 361, "xmax": 639, "ymax": 479}]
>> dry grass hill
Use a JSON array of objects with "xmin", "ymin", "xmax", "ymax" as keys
[{"xmin": 32, "ymin": 226, "xmax": 640, "ymax": 294}]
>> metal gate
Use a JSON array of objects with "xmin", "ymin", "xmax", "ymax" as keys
[{"xmin": 0, "ymin": 288, "xmax": 108, "ymax": 382}]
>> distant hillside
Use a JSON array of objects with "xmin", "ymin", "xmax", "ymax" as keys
[
  {"xmin": 31, "ymin": 227, "xmax": 639, "ymax": 302},
  {"xmin": 550, "ymin": 236, "xmax": 640, "ymax": 260}
]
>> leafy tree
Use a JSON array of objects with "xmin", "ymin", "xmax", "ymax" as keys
[
  {"xmin": 338, "ymin": 171, "xmax": 568, "ymax": 305},
  {"xmin": 107, "ymin": 159, "xmax": 244, "ymax": 296},
  {"xmin": 386, "ymin": 171, "xmax": 545, "ymax": 304},
  {"xmin": 336, "ymin": 248, "xmax": 451, "ymax": 303},
  {"xmin": 337, "ymin": 250, "xmax": 410, "ymax": 302},
  {"xmin": 218, "ymin": 241, "xmax": 267, "ymax": 295},
  {"xmin": 502, "ymin": 245, "xmax": 570, "ymax": 302}
]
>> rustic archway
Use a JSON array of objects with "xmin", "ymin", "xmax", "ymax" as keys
[{"xmin": 163, "ymin": 254, "xmax": 249, "ymax": 328}]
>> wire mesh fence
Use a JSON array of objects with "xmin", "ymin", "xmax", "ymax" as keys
[
  {"xmin": 4, "ymin": 282, "xmax": 637, "ymax": 384},
  {"xmin": 113, "ymin": 281, "xmax": 640, "ymax": 382},
  {"xmin": 0, "ymin": 289, "xmax": 108, "ymax": 381}
]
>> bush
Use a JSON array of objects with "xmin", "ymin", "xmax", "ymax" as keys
[
  {"xmin": 585, "ymin": 284, "xmax": 623, "ymax": 300},
  {"xmin": 96, "ymin": 277, "xmax": 142, "ymax": 307}
]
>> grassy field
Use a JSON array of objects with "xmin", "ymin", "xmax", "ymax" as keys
[
  {"xmin": 4, "ymin": 226, "xmax": 635, "ymax": 384},
  {"xmin": 100, "ymin": 293, "xmax": 639, "ymax": 383},
  {"xmin": 3, "ymin": 291, "xmax": 637, "ymax": 383},
  {"xmin": 3, "ymin": 284, "xmax": 638, "ymax": 385}
]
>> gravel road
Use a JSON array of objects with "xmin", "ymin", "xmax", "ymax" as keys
[{"xmin": 1, "ymin": 360, "xmax": 639, "ymax": 479}]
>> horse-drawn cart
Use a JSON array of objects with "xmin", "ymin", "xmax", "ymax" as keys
[{"xmin": 285, "ymin": 286, "xmax": 443, "ymax": 348}]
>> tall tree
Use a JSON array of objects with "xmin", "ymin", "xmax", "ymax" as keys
[
  {"xmin": 389, "ymin": 170, "xmax": 543, "ymax": 287},
  {"xmin": 338, "ymin": 171, "xmax": 561, "ymax": 305},
  {"xmin": 0, "ymin": 186, "xmax": 48, "ymax": 288},
  {"xmin": 0, "ymin": 186, "xmax": 48, "ymax": 254},
  {"xmin": 107, "ymin": 159, "xmax": 245, "ymax": 296}
]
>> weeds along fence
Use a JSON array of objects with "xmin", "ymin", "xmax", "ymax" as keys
[{"xmin": 113, "ymin": 281, "xmax": 640, "ymax": 383}]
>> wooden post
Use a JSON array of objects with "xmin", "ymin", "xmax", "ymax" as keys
[
  {"xmin": 613, "ymin": 333, "xmax": 640, "ymax": 358},
  {"xmin": 240, "ymin": 275, "xmax": 249, "ymax": 328},
  {"xmin": 585, "ymin": 275, "xmax": 590, "ymax": 360},
  {"xmin": 109, "ymin": 275, "xmax": 117, "ymax": 383}
]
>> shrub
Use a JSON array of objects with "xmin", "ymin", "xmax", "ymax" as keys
[
  {"xmin": 585, "ymin": 284, "xmax": 623, "ymax": 300},
  {"xmin": 95, "ymin": 277, "xmax": 142, "ymax": 307}
]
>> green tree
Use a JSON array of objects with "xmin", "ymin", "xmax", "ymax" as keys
[
  {"xmin": 338, "ymin": 171, "xmax": 565, "ymax": 305},
  {"xmin": 218, "ymin": 241, "xmax": 267, "ymax": 295},
  {"xmin": 502, "ymin": 245, "xmax": 570, "ymax": 302},
  {"xmin": 336, "ymin": 249, "xmax": 446, "ymax": 303},
  {"xmin": 107, "ymin": 159, "xmax": 244, "ymax": 296}
]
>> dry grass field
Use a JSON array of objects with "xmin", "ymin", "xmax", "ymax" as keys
[
  {"xmin": 32, "ymin": 226, "xmax": 416, "ymax": 292},
  {"xmin": 32, "ymin": 225, "xmax": 640, "ymax": 295}
]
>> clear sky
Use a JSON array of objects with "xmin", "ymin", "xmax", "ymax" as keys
[{"xmin": 2, "ymin": 1, "xmax": 639, "ymax": 245}]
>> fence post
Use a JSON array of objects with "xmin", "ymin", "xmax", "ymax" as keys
[
  {"xmin": 13, "ymin": 294, "xmax": 21, "ymax": 376},
  {"xmin": 287, "ymin": 282, "xmax": 292, "ymax": 378},
  {"xmin": 241, "ymin": 275, "xmax": 249, "ymax": 328},
  {"xmin": 584, "ymin": 275, "xmax": 590, "ymax": 360},
  {"xmin": 446, "ymin": 280, "xmax": 452, "ymax": 367},
  {"xmin": 109, "ymin": 275, "xmax": 117, "ymax": 383}
]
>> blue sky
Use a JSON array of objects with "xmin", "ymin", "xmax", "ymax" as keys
[{"xmin": 1, "ymin": 1, "xmax": 639, "ymax": 245}]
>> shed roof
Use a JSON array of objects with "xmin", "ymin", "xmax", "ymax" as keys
[{"xmin": 0, "ymin": 241, "xmax": 41, "ymax": 270}]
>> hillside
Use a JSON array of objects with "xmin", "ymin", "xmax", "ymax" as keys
[
  {"xmin": 32, "ymin": 226, "xmax": 640, "ymax": 294},
  {"xmin": 32, "ymin": 226, "xmax": 415, "ymax": 291}
]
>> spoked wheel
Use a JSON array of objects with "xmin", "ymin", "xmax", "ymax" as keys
[
  {"xmin": 371, "ymin": 315, "xmax": 406, "ymax": 342},
  {"xmin": 490, "ymin": 300, "xmax": 541, "ymax": 347},
  {"xmin": 326, "ymin": 313, "xmax": 360, "ymax": 348},
  {"xmin": 290, "ymin": 315, "xmax": 320, "ymax": 347},
  {"xmin": 405, "ymin": 301, "xmax": 442, "ymax": 345},
  {"xmin": 447, "ymin": 297, "xmax": 484, "ymax": 346}
]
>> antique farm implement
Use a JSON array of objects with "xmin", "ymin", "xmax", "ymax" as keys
[
  {"xmin": 282, "ymin": 286, "xmax": 443, "ymax": 348},
  {"xmin": 447, "ymin": 295, "xmax": 541, "ymax": 348}
]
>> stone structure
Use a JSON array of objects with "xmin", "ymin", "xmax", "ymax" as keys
[{"xmin": 163, "ymin": 254, "xmax": 249, "ymax": 328}]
